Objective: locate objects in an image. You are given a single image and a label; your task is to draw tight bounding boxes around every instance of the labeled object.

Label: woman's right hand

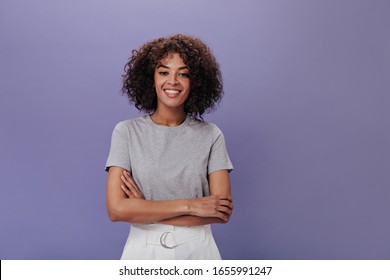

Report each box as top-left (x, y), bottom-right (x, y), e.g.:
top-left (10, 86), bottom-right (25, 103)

top-left (120, 170), bottom-right (145, 199)
top-left (189, 195), bottom-right (233, 222)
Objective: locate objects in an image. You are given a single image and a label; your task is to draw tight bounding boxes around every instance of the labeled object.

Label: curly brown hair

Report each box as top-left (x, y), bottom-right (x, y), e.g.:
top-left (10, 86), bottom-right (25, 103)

top-left (122, 34), bottom-right (223, 119)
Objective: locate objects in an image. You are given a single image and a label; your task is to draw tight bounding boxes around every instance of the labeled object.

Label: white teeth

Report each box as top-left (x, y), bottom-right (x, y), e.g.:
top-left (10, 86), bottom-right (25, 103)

top-left (164, 89), bottom-right (180, 94)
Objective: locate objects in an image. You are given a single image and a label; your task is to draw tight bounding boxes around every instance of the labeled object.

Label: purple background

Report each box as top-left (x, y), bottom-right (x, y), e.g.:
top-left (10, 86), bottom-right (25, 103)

top-left (1, 0), bottom-right (389, 260)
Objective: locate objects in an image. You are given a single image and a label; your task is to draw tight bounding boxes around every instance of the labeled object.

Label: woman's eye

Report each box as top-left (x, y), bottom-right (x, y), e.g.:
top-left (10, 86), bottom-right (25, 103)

top-left (159, 71), bottom-right (169, 76)
top-left (179, 73), bottom-right (190, 78)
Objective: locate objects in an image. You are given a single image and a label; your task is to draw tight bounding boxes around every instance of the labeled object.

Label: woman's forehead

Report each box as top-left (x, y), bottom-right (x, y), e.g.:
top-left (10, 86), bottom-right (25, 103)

top-left (158, 52), bottom-right (187, 67)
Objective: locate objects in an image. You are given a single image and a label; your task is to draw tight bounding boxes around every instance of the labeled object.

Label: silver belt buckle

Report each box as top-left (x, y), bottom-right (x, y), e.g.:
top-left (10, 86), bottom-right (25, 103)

top-left (160, 232), bottom-right (178, 249)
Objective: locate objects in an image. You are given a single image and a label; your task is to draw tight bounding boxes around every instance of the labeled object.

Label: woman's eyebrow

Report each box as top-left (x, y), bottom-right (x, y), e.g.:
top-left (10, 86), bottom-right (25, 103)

top-left (157, 64), bottom-right (189, 70)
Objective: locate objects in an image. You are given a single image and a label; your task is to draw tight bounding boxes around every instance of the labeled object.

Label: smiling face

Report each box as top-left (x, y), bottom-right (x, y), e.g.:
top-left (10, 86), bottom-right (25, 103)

top-left (154, 52), bottom-right (191, 112)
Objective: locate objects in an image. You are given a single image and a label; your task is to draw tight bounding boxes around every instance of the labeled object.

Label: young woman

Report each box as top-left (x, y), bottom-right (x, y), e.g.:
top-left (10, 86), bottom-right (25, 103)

top-left (105, 34), bottom-right (233, 259)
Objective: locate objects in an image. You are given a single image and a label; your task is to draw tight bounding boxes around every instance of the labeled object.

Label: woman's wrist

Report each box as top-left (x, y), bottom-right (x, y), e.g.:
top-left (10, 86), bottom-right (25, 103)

top-left (183, 199), bottom-right (195, 216)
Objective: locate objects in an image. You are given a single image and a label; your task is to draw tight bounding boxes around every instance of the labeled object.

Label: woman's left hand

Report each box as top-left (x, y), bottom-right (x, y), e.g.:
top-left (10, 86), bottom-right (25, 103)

top-left (120, 171), bottom-right (145, 199)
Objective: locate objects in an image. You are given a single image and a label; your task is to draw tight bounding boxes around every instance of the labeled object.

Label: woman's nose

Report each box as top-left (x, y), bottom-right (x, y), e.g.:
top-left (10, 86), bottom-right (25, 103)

top-left (168, 74), bottom-right (179, 85)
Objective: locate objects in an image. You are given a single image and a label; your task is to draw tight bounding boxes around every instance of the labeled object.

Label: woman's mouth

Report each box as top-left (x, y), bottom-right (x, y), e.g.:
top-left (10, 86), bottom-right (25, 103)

top-left (164, 89), bottom-right (182, 98)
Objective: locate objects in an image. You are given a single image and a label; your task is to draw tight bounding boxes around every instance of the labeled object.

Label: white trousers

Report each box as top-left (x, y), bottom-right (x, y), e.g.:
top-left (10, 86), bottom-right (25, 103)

top-left (120, 224), bottom-right (222, 260)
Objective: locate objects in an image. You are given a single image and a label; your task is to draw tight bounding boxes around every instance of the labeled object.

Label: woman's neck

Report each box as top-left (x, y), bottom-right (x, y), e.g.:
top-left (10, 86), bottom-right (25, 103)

top-left (150, 108), bottom-right (186, 127)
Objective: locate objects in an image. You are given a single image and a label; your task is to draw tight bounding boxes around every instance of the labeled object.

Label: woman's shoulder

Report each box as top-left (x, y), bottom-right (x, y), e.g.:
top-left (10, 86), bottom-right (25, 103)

top-left (187, 116), bottom-right (223, 136)
top-left (113, 115), bottom-right (149, 131)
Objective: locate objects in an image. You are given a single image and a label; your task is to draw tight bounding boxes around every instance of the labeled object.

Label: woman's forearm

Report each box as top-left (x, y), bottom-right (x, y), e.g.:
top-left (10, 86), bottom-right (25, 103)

top-left (108, 167), bottom-right (192, 223)
top-left (107, 167), bottom-right (232, 224)
top-left (109, 198), bottom-right (191, 224)
top-left (157, 170), bottom-right (233, 226)
top-left (111, 196), bottom-right (231, 224)
top-left (159, 215), bottom-right (227, 226)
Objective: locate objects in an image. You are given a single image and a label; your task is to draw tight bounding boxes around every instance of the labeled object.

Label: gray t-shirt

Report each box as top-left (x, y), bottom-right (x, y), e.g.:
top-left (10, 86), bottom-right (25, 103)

top-left (105, 115), bottom-right (233, 201)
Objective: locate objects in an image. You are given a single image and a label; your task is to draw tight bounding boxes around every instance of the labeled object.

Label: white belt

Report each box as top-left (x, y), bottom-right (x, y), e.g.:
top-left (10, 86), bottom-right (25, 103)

top-left (130, 224), bottom-right (208, 249)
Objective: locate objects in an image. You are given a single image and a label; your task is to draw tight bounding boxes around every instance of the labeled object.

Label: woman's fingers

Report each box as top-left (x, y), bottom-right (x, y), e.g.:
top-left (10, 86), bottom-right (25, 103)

top-left (120, 174), bottom-right (134, 189)
top-left (121, 184), bottom-right (135, 198)
top-left (217, 205), bottom-right (233, 216)
top-left (211, 197), bottom-right (233, 221)
top-left (215, 210), bottom-right (230, 222)
top-left (219, 198), bottom-right (233, 211)
top-left (121, 171), bottom-right (145, 199)
top-left (124, 171), bottom-right (138, 185)
top-left (124, 174), bottom-right (144, 199)
top-left (192, 195), bottom-right (233, 221)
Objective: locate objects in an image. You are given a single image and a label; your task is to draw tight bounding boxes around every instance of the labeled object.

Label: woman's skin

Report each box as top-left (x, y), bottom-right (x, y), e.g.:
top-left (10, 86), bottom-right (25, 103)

top-left (151, 52), bottom-right (191, 127)
top-left (106, 52), bottom-right (233, 226)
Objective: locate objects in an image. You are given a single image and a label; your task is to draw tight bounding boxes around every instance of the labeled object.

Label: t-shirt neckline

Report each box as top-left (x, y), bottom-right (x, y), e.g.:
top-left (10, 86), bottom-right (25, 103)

top-left (145, 114), bottom-right (190, 130)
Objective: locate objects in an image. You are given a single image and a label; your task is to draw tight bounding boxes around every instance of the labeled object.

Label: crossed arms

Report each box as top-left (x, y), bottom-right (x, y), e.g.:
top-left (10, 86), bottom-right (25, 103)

top-left (106, 166), bottom-right (233, 226)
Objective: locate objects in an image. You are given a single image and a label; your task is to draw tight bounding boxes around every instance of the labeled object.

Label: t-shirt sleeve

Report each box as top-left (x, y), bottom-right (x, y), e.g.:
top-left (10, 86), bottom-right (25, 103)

top-left (105, 123), bottom-right (131, 172)
top-left (208, 129), bottom-right (234, 174)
